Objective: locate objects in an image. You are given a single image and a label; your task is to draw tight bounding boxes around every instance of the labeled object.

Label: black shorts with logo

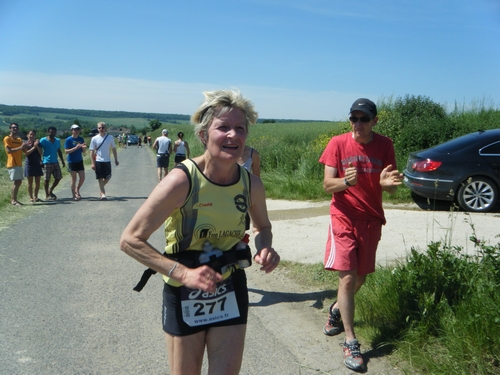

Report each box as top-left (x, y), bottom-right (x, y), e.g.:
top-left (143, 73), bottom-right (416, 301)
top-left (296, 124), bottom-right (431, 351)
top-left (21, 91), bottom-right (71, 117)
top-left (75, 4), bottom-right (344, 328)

top-left (162, 268), bottom-right (248, 336)
top-left (157, 154), bottom-right (170, 168)
top-left (95, 161), bottom-right (112, 180)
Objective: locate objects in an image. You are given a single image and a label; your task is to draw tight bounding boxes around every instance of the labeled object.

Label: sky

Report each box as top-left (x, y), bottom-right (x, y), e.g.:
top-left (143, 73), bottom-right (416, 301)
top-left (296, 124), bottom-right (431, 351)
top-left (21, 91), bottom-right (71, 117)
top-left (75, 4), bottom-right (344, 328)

top-left (1, 0), bottom-right (499, 121)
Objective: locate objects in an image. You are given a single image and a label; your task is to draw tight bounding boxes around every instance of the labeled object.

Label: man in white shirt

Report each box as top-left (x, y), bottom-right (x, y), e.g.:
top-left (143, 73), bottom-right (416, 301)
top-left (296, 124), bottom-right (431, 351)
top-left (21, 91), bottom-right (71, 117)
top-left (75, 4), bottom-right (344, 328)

top-left (152, 129), bottom-right (172, 182)
top-left (89, 122), bottom-right (119, 200)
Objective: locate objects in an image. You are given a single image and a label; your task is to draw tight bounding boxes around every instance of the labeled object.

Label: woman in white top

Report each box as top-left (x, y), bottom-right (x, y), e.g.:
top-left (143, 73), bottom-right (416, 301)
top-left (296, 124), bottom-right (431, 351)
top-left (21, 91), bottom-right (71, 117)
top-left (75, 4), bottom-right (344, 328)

top-left (174, 132), bottom-right (191, 164)
top-left (237, 145), bottom-right (261, 177)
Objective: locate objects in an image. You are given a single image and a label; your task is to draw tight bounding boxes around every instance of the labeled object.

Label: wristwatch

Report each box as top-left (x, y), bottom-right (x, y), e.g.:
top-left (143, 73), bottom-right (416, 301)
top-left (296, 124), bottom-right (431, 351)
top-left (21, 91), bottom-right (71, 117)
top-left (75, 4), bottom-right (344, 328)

top-left (344, 177), bottom-right (352, 187)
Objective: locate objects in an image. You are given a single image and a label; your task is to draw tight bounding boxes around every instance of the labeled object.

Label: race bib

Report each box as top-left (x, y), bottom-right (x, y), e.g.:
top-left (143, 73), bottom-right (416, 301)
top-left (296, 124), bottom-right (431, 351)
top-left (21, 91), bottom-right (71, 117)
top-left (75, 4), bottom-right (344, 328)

top-left (180, 277), bottom-right (240, 327)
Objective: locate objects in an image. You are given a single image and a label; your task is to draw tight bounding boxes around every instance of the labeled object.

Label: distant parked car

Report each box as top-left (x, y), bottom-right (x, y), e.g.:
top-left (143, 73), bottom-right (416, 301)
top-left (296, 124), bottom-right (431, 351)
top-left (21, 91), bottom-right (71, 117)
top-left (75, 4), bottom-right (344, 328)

top-left (88, 128), bottom-right (98, 137)
top-left (127, 134), bottom-right (139, 145)
top-left (403, 129), bottom-right (500, 212)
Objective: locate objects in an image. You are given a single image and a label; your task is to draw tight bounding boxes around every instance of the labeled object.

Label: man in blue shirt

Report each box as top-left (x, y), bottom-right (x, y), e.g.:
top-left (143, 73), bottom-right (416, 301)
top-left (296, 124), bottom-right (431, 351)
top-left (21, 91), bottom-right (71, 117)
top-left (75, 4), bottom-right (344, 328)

top-left (39, 126), bottom-right (65, 200)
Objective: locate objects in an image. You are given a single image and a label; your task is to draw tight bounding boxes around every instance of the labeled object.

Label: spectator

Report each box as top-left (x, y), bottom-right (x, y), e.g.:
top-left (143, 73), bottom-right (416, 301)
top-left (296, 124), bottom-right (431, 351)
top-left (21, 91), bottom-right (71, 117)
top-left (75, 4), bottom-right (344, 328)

top-left (89, 122), bottom-right (119, 200)
top-left (3, 123), bottom-right (27, 205)
top-left (64, 124), bottom-right (87, 201)
top-left (39, 126), bottom-right (65, 201)
top-left (24, 129), bottom-right (43, 203)
top-left (319, 98), bottom-right (403, 372)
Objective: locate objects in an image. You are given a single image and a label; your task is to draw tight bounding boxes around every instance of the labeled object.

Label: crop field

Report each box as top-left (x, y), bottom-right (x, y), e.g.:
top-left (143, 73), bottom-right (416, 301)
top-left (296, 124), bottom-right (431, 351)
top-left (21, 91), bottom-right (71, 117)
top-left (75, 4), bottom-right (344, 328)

top-left (1, 113), bottom-right (189, 129)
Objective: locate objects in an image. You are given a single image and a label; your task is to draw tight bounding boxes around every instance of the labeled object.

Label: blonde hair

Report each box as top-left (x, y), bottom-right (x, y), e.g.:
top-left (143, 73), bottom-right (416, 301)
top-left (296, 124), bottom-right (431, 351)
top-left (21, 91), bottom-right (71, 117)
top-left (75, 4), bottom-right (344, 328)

top-left (191, 89), bottom-right (258, 142)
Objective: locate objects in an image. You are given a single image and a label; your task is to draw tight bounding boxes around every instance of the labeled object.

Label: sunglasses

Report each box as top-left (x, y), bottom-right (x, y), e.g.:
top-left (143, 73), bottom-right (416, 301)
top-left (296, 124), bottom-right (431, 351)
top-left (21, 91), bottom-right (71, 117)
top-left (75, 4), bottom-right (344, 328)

top-left (98, 127), bottom-right (105, 129)
top-left (349, 116), bottom-right (371, 123)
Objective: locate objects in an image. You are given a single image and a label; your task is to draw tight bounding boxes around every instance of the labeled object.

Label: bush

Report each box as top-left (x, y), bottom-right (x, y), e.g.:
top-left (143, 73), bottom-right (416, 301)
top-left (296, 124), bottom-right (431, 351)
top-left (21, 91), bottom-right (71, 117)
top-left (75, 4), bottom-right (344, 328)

top-left (356, 232), bottom-right (500, 374)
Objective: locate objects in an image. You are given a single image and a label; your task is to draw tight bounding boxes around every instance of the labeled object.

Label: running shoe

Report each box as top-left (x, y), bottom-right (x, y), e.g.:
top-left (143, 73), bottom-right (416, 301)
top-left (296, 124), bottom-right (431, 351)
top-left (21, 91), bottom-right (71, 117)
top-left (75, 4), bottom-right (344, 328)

top-left (323, 302), bottom-right (343, 336)
top-left (341, 339), bottom-right (365, 372)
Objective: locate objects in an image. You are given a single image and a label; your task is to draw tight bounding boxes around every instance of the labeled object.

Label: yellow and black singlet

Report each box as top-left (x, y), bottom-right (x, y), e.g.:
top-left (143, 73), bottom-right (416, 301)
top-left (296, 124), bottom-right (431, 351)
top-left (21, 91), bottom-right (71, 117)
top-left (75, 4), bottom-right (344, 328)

top-left (163, 159), bottom-right (251, 285)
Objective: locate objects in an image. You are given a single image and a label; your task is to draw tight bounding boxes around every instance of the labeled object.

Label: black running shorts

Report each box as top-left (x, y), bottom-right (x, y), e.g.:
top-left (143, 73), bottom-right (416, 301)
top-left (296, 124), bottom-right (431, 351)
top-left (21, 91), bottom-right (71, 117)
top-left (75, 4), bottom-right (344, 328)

top-left (162, 268), bottom-right (248, 336)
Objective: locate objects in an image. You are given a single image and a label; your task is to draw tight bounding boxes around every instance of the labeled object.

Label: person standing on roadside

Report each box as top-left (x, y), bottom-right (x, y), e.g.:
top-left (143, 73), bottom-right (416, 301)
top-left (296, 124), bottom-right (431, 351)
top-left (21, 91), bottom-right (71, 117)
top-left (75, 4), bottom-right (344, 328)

top-left (64, 124), bottom-right (87, 201)
top-left (120, 89), bottom-right (280, 375)
top-left (319, 98), bottom-right (403, 372)
top-left (40, 126), bottom-right (65, 201)
top-left (3, 123), bottom-right (27, 206)
top-left (24, 129), bottom-right (43, 203)
top-left (89, 122), bottom-right (119, 200)
top-left (173, 131), bottom-right (190, 164)
top-left (152, 129), bottom-right (172, 181)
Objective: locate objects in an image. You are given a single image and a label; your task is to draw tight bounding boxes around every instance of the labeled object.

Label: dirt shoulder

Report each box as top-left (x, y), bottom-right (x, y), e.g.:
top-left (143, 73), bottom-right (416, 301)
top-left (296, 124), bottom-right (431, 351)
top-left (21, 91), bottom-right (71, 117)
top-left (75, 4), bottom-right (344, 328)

top-left (260, 199), bottom-right (500, 266)
top-left (246, 263), bottom-right (402, 374)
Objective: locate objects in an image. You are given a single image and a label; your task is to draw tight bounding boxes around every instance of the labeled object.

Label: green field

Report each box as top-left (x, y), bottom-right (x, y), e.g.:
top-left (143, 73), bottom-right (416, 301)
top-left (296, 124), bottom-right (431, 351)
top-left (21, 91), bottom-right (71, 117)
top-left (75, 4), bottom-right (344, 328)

top-left (0, 115), bottom-right (188, 132)
top-left (7, 111), bottom-right (155, 127)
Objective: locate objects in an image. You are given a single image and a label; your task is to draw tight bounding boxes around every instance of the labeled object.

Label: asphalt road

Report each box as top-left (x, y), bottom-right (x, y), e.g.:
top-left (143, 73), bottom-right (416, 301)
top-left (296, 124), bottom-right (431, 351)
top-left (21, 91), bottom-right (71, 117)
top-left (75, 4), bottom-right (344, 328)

top-left (3, 146), bottom-right (404, 375)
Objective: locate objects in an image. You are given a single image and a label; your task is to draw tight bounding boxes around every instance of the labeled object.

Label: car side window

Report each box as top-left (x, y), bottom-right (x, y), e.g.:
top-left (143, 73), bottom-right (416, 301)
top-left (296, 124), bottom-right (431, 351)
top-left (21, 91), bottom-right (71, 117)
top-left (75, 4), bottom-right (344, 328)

top-left (480, 142), bottom-right (500, 156)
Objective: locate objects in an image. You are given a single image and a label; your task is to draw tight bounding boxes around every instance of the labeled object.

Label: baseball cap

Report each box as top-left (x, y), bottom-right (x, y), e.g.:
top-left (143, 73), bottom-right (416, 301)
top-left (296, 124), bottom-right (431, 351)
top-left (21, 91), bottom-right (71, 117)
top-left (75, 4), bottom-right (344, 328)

top-left (162, 129), bottom-right (168, 134)
top-left (70, 124), bottom-right (80, 130)
top-left (350, 98), bottom-right (377, 117)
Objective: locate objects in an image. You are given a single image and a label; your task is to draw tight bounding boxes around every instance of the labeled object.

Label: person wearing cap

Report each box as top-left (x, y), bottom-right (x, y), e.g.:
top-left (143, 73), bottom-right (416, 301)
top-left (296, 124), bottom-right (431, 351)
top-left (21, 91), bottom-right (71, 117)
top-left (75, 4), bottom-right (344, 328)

top-left (319, 98), bottom-right (403, 372)
top-left (64, 124), bottom-right (87, 201)
top-left (173, 131), bottom-right (190, 164)
top-left (152, 129), bottom-right (172, 181)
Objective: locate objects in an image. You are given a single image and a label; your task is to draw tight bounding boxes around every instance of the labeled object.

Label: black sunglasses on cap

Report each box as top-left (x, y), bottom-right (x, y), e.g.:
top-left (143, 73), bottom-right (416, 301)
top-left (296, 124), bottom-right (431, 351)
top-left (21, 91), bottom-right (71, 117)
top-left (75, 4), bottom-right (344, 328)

top-left (349, 116), bottom-right (372, 123)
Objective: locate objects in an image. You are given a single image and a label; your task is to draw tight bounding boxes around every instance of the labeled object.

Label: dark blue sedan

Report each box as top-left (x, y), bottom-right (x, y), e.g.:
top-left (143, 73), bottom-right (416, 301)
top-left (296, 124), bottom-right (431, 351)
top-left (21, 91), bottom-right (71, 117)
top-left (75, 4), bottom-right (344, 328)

top-left (403, 129), bottom-right (500, 212)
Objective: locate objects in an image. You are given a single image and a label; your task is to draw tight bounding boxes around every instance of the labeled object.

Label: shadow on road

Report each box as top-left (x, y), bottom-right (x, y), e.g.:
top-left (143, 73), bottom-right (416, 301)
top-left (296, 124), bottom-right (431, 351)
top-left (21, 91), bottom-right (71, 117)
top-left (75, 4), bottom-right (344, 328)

top-left (77, 196), bottom-right (150, 202)
top-left (248, 287), bottom-right (337, 310)
top-left (362, 344), bottom-right (397, 371)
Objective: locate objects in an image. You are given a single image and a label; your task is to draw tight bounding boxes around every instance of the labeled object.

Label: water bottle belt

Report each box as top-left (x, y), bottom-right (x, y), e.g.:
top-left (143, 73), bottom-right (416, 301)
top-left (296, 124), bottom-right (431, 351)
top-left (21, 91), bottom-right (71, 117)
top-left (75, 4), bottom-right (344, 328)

top-left (132, 247), bottom-right (252, 292)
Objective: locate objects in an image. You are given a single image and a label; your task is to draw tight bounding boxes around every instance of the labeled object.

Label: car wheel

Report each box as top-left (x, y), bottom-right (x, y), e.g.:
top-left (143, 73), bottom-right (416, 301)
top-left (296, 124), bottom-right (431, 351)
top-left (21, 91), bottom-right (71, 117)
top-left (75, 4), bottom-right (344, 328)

top-left (457, 177), bottom-right (498, 212)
